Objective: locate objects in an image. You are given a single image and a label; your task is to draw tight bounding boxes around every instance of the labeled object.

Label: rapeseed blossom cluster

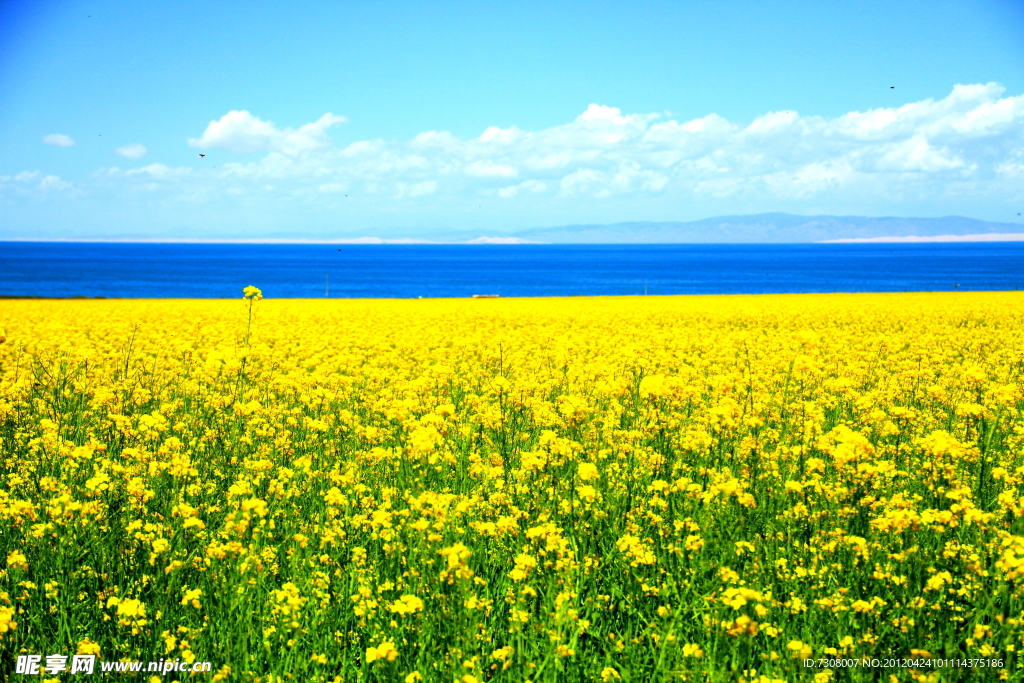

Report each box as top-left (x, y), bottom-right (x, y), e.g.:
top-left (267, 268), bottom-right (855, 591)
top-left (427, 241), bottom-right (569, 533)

top-left (0, 291), bottom-right (1022, 680)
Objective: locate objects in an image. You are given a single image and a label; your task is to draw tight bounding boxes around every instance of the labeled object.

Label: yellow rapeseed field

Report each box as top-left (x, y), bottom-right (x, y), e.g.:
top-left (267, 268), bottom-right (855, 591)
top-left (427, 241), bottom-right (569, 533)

top-left (1, 290), bottom-right (1023, 682)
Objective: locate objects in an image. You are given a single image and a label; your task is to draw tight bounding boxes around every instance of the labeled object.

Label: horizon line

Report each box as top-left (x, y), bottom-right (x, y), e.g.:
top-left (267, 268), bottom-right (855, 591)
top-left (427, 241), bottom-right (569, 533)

top-left (4, 233), bottom-right (1024, 245)
top-left (0, 236), bottom-right (541, 245)
top-left (821, 233), bottom-right (1024, 243)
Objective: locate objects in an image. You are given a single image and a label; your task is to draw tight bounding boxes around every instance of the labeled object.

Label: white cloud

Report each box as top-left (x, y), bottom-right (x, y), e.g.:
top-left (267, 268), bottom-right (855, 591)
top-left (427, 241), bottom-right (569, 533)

top-left (39, 175), bottom-right (72, 191)
top-left (410, 131), bottom-right (462, 151)
top-left (559, 168), bottom-right (605, 195)
top-left (125, 164), bottom-right (193, 180)
top-left (115, 144), bottom-right (147, 160)
top-left (522, 152), bottom-right (573, 171)
top-left (996, 161), bottom-right (1024, 176)
top-left (497, 179), bottom-right (547, 198)
top-left (188, 110), bottom-right (346, 156)
top-left (169, 85), bottom-right (1020, 208)
top-left (465, 160), bottom-right (518, 178)
top-left (0, 170), bottom-right (74, 195)
top-left (478, 126), bottom-right (523, 145)
top-left (159, 87), bottom-right (1016, 215)
top-left (744, 110), bottom-right (803, 135)
top-left (13, 83), bottom-right (1022, 232)
top-left (763, 160), bottom-right (856, 199)
top-left (42, 133), bottom-right (74, 147)
top-left (874, 136), bottom-right (965, 173)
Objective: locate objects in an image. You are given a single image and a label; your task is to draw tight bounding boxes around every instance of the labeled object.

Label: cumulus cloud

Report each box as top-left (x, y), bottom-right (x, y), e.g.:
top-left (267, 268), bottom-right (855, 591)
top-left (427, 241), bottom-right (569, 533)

top-left (39, 175), bottom-right (72, 191)
top-left (21, 83), bottom-right (1020, 224)
top-left (42, 134), bottom-right (74, 147)
top-left (996, 161), bottom-right (1024, 176)
top-left (125, 163), bottom-right (192, 180)
top-left (0, 170), bottom-right (73, 195)
top-left (497, 180), bottom-right (547, 198)
top-left (188, 110), bottom-right (346, 156)
top-left (465, 160), bottom-right (518, 178)
top-left (180, 84), bottom-right (1021, 208)
top-left (115, 144), bottom-right (147, 160)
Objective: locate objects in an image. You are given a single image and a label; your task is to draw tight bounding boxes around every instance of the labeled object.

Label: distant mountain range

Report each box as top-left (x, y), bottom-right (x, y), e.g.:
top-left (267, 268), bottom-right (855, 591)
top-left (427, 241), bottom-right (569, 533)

top-left (503, 213), bottom-right (1024, 244)
top-left (14, 213), bottom-right (1023, 244)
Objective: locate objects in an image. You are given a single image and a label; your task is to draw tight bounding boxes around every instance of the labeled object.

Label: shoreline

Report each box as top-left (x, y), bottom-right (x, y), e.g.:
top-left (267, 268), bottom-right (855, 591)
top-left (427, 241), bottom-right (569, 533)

top-left (1, 290), bottom-right (1021, 301)
top-left (0, 295), bottom-right (114, 300)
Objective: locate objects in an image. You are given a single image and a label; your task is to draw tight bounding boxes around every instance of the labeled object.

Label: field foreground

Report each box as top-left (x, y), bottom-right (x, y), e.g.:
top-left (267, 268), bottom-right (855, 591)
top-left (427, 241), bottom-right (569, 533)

top-left (1, 292), bottom-right (1023, 682)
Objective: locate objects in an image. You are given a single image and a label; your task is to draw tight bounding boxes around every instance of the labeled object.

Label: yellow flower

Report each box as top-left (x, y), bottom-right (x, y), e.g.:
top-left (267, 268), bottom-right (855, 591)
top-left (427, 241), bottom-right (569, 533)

top-left (76, 638), bottom-right (101, 655)
top-left (324, 487), bottom-right (347, 506)
top-left (5, 550), bottom-right (27, 571)
top-left (682, 643), bottom-right (704, 657)
top-left (388, 594), bottom-right (425, 615)
top-left (366, 640), bottom-right (399, 664)
top-left (8, 287), bottom-right (1024, 682)
top-left (241, 497), bottom-right (269, 517)
top-left (438, 543), bottom-right (472, 569)
top-left (116, 598), bottom-right (146, 618)
top-left (180, 587), bottom-right (203, 608)
top-left (787, 640), bottom-right (812, 659)
top-left (577, 462), bottom-right (599, 481)
top-left (491, 646), bottom-right (513, 661)
top-left (851, 600), bottom-right (873, 613)
top-left (509, 553), bottom-right (537, 581)
top-left (271, 583), bottom-right (308, 617)
top-left (638, 374), bottom-right (667, 397)
top-left (0, 605), bottom-right (17, 636)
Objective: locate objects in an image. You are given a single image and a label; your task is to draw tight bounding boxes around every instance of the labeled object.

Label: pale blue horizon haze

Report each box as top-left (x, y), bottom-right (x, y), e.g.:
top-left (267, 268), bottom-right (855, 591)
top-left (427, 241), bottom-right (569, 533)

top-left (1, 0), bottom-right (1023, 241)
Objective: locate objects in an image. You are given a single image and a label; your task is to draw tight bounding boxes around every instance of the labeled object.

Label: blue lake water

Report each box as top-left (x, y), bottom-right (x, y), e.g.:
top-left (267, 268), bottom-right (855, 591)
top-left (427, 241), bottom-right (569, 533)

top-left (1, 242), bottom-right (1022, 299)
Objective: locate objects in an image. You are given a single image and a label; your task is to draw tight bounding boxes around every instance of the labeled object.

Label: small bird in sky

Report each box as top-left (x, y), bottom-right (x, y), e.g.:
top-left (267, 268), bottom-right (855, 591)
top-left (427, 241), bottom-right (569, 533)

top-left (890, 86), bottom-right (894, 89)
top-left (198, 154), bottom-right (205, 158)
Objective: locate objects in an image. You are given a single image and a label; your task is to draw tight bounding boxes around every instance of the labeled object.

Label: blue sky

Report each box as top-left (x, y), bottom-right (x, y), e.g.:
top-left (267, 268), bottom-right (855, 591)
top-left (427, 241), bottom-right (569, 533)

top-left (1, 0), bottom-right (1022, 240)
